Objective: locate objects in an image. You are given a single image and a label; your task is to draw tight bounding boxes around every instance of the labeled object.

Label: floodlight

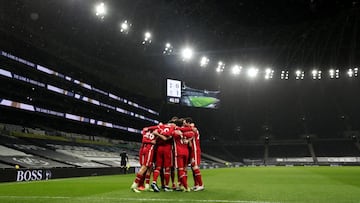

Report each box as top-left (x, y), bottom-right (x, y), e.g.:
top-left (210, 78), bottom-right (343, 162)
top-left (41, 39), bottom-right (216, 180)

top-left (347, 68), bottom-right (359, 78)
top-left (281, 70), bottom-right (289, 80)
top-left (142, 32), bottom-right (152, 45)
top-left (329, 69), bottom-right (339, 79)
top-left (264, 68), bottom-right (274, 79)
top-left (312, 69), bottom-right (321, 80)
top-left (200, 56), bottom-right (210, 67)
top-left (295, 70), bottom-right (304, 80)
top-left (181, 47), bottom-right (193, 61)
top-left (247, 67), bottom-right (258, 78)
top-left (120, 20), bottom-right (131, 34)
top-left (216, 61), bottom-right (225, 73)
top-left (231, 65), bottom-right (242, 75)
top-left (163, 43), bottom-right (173, 55)
top-left (95, 2), bottom-right (106, 19)
top-left (347, 68), bottom-right (354, 77)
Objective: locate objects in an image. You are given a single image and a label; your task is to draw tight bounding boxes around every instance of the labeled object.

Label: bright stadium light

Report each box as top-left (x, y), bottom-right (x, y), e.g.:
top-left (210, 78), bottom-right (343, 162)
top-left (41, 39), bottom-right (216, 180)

top-left (95, 2), bottom-right (106, 19)
top-left (347, 68), bottom-right (354, 77)
top-left (312, 69), bottom-right (321, 80)
top-left (329, 69), bottom-right (335, 79)
top-left (120, 20), bottom-right (131, 34)
top-left (355, 68), bottom-right (358, 77)
top-left (231, 65), bottom-right (242, 75)
top-left (142, 32), bottom-right (152, 45)
top-left (181, 47), bottom-right (193, 61)
top-left (247, 67), bottom-right (258, 78)
top-left (281, 70), bottom-right (289, 80)
top-left (163, 43), bottom-right (173, 55)
top-left (295, 70), bottom-right (304, 80)
top-left (329, 69), bottom-right (339, 79)
top-left (265, 68), bottom-right (274, 79)
top-left (216, 61), bottom-right (225, 73)
top-left (200, 56), bottom-right (210, 67)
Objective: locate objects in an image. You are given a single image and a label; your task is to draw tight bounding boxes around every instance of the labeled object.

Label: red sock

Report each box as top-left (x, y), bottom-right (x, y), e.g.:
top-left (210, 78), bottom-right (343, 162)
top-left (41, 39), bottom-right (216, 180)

top-left (138, 174), bottom-right (145, 187)
top-left (152, 167), bottom-right (161, 183)
top-left (192, 169), bottom-right (197, 186)
top-left (164, 167), bottom-right (171, 186)
top-left (178, 169), bottom-right (188, 189)
top-left (171, 167), bottom-right (175, 187)
top-left (194, 168), bottom-right (203, 186)
top-left (135, 173), bottom-right (143, 184)
top-left (145, 174), bottom-right (151, 184)
top-left (160, 169), bottom-right (164, 187)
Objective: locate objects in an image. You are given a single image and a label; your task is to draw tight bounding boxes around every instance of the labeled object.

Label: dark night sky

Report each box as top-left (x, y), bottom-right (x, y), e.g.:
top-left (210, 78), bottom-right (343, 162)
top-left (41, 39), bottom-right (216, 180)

top-left (1, 0), bottom-right (360, 141)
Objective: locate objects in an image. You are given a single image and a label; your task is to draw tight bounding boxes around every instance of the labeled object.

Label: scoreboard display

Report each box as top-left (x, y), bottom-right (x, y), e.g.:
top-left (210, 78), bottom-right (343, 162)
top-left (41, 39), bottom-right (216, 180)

top-left (166, 78), bottom-right (220, 109)
top-left (166, 78), bottom-right (181, 104)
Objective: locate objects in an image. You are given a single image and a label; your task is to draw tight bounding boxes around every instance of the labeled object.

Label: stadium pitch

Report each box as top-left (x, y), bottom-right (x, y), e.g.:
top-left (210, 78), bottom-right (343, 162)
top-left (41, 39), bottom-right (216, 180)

top-left (0, 166), bottom-right (359, 203)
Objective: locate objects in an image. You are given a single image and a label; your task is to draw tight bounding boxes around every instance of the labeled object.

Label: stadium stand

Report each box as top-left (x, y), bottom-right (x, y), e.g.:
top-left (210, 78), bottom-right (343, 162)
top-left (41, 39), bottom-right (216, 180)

top-left (0, 145), bottom-right (30, 157)
top-left (47, 143), bottom-right (124, 167)
top-left (0, 162), bottom-right (12, 168)
top-left (312, 139), bottom-right (360, 157)
top-left (8, 143), bottom-right (107, 168)
top-left (268, 143), bottom-right (310, 158)
top-left (204, 143), bottom-right (265, 162)
top-left (202, 138), bottom-right (360, 166)
top-left (1, 121), bottom-right (360, 173)
top-left (0, 124), bottom-right (141, 168)
top-left (0, 142), bottom-right (72, 169)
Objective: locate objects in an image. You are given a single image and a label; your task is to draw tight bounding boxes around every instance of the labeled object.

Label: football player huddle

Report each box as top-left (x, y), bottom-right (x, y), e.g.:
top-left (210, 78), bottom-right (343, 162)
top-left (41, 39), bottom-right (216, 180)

top-left (130, 117), bottom-right (204, 192)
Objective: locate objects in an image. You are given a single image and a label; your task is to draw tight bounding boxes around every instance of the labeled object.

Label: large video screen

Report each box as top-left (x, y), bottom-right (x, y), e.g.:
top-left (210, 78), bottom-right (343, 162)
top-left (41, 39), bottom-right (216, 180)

top-left (166, 79), bottom-right (220, 109)
top-left (166, 79), bottom-right (182, 104)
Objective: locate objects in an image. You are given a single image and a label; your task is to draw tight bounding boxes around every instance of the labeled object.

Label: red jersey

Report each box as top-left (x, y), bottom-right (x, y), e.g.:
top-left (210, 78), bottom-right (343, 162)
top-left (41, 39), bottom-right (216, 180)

top-left (173, 128), bottom-right (194, 156)
top-left (141, 130), bottom-right (156, 144)
top-left (156, 124), bottom-right (175, 146)
top-left (139, 127), bottom-right (157, 167)
top-left (191, 128), bottom-right (201, 152)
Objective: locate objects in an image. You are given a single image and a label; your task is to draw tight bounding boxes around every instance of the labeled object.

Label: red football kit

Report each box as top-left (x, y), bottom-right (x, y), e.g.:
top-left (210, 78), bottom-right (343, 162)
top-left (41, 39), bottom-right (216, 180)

top-left (190, 128), bottom-right (201, 166)
top-left (152, 124), bottom-right (175, 187)
top-left (189, 127), bottom-right (203, 187)
top-left (139, 129), bottom-right (157, 167)
top-left (173, 127), bottom-right (194, 190)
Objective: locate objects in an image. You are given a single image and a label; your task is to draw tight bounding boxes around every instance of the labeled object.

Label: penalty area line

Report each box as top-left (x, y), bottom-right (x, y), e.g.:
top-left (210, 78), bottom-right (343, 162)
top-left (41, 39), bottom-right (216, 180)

top-left (0, 196), bottom-right (279, 203)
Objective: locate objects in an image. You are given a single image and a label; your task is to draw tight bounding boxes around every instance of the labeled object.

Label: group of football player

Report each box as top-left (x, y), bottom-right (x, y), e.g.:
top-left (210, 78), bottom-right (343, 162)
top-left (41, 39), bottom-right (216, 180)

top-left (130, 116), bottom-right (204, 192)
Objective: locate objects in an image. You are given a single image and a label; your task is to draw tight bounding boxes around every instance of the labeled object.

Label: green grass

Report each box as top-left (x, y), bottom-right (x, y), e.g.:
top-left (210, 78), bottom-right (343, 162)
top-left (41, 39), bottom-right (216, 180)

top-left (189, 96), bottom-right (218, 108)
top-left (0, 167), bottom-right (360, 203)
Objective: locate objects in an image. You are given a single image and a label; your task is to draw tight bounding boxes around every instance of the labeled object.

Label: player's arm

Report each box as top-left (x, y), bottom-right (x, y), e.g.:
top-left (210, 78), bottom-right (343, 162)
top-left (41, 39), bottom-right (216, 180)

top-left (176, 126), bottom-right (193, 132)
top-left (153, 129), bottom-right (172, 141)
top-left (143, 124), bottom-right (161, 132)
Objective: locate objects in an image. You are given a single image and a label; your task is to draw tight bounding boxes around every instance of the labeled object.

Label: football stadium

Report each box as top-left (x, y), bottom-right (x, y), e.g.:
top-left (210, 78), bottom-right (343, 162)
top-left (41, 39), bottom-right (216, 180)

top-left (1, 1), bottom-right (360, 202)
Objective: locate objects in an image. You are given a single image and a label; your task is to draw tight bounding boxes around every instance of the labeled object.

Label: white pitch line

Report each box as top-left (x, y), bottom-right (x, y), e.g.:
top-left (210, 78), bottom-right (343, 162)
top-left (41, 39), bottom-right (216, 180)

top-left (116, 198), bottom-right (279, 203)
top-left (0, 196), bottom-right (280, 203)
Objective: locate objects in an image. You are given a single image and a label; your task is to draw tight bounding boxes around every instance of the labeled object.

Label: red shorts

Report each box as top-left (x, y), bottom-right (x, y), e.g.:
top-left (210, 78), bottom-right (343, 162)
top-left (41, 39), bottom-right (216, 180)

top-left (155, 144), bottom-right (173, 168)
top-left (190, 149), bottom-right (201, 167)
top-left (175, 154), bottom-right (189, 169)
top-left (140, 144), bottom-right (155, 167)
